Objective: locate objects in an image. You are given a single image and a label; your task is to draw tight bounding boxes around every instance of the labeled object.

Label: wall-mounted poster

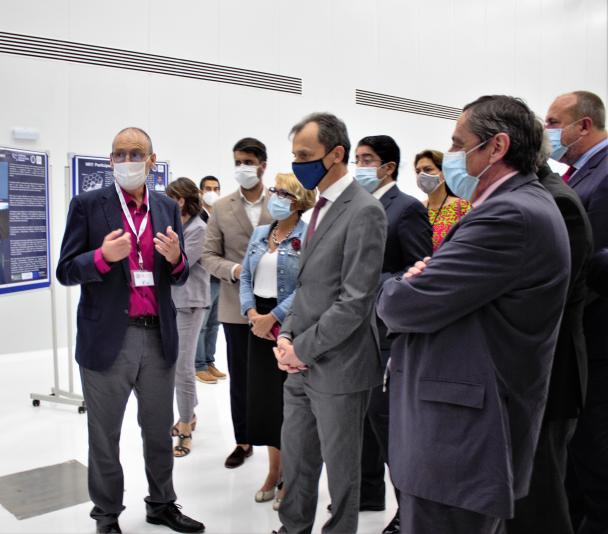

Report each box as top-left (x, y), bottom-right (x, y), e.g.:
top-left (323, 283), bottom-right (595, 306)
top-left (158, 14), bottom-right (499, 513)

top-left (71, 155), bottom-right (169, 196)
top-left (0, 146), bottom-right (50, 294)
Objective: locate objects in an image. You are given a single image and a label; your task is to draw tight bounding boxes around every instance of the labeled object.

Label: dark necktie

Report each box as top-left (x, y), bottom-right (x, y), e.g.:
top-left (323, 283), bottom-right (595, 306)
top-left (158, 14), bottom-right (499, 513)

top-left (562, 165), bottom-right (576, 183)
top-left (305, 196), bottom-right (328, 244)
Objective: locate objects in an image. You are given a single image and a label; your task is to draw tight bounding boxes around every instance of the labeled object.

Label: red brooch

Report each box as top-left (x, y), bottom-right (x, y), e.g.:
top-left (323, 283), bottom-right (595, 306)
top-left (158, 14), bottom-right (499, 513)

top-left (291, 238), bottom-right (301, 251)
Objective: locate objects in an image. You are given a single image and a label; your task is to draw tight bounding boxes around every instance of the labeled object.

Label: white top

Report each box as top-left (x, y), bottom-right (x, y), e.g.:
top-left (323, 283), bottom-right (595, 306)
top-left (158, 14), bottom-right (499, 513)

top-left (314, 172), bottom-right (353, 230)
top-left (373, 181), bottom-right (397, 199)
top-left (239, 189), bottom-right (265, 228)
top-left (253, 250), bottom-right (278, 298)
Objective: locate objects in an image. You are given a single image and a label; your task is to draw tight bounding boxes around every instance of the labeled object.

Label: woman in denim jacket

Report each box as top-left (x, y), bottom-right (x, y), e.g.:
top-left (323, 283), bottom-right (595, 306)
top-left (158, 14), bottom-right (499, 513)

top-left (239, 173), bottom-right (316, 509)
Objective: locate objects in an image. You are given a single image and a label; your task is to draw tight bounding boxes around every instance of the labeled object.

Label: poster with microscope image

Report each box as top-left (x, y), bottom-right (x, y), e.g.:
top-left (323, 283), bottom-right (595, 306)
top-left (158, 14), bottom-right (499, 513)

top-left (0, 146), bottom-right (50, 295)
top-left (71, 155), bottom-right (169, 197)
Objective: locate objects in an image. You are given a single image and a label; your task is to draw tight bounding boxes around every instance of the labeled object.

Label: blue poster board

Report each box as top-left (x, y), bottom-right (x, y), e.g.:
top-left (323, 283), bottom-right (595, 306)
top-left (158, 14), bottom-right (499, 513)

top-left (0, 146), bottom-right (51, 295)
top-left (71, 155), bottom-right (170, 197)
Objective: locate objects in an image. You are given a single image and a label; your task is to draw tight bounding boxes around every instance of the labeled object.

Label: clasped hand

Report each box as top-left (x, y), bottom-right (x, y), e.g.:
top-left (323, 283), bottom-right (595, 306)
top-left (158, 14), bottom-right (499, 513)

top-left (247, 310), bottom-right (276, 341)
top-left (273, 337), bottom-right (308, 374)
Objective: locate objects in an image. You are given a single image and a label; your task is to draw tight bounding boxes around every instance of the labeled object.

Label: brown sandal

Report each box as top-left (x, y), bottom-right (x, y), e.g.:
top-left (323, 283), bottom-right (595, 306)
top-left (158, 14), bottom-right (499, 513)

top-left (174, 434), bottom-right (192, 457)
top-left (171, 414), bottom-right (197, 437)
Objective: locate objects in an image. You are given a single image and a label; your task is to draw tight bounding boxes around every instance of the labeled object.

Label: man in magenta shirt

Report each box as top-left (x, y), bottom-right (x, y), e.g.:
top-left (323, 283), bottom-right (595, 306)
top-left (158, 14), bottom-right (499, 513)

top-left (57, 127), bottom-right (204, 534)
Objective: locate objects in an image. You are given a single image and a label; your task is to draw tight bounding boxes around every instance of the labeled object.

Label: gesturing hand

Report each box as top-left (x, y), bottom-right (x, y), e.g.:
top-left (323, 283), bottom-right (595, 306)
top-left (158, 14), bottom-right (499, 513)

top-left (404, 256), bottom-right (432, 279)
top-left (101, 229), bottom-right (132, 262)
top-left (154, 226), bottom-right (181, 265)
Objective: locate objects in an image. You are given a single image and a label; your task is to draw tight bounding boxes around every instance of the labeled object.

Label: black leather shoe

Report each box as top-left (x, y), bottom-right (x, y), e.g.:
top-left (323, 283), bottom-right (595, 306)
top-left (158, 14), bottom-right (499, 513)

top-left (224, 445), bottom-right (253, 468)
top-left (382, 511), bottom-right (400, 534)
top-left (97, 522), bottom-right (121, 534)
top-left (146, 503), bottom-right (205, 533)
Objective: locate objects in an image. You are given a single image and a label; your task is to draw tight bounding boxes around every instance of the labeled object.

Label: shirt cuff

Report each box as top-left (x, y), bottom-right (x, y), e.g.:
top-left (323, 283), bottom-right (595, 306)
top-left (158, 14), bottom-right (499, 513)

top-left (230, 263), bottom-right (239, 281)
top-left (94, 248), bottom-right (112, 274)
top-left (171, 254), bottom-right (185, 275)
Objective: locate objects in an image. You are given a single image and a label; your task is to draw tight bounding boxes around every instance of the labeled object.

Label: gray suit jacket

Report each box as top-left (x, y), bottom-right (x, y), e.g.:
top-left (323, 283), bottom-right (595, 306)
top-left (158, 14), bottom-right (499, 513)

top-left (281, 180), bottom-right (388, 394)
top-left (171, 215), bottom-right (210, 309)
top-left (201, 189), bottom-right (272, 324)
top-left (377, 173), bottom-right (571, 519)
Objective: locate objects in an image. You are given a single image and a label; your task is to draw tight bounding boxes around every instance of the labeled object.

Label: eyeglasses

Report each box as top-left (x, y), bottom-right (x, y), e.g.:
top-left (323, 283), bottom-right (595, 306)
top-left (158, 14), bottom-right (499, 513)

top-left (352, 156), bottom-right (382, 166)
top-left (269, 187), bottom-right (297, 200)
top-left (111, 150), bottom-right (150, 163)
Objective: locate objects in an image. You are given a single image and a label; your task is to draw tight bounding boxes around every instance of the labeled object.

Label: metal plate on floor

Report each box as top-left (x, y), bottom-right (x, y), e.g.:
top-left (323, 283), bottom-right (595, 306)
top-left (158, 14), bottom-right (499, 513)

top-left (0, 460), bottom-right (89, 519)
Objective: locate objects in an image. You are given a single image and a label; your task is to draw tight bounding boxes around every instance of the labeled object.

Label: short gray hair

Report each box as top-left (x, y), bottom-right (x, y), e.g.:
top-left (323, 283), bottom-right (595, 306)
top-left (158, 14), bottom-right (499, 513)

top-left (572, 91), bottom-right (606, 130)
top-left (114, 127), bottom-right (154, 153)
top-left (289, 112), bottom-right (351, 164)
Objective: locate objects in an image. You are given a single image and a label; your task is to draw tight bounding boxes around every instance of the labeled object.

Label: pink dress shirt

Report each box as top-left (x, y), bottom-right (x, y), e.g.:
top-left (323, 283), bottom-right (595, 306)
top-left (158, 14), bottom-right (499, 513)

top-left (93, 187), bottom-right (183, 317)
top-left (472, 171), bottom-right (518, 208)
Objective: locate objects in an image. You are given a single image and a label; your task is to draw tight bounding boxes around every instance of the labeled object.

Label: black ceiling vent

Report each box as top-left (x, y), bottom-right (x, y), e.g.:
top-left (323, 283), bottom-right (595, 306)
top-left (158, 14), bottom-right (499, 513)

top-left (0, 31), bottom-right (302, 95)
top-left (356, 89), bottom-right (461, 120)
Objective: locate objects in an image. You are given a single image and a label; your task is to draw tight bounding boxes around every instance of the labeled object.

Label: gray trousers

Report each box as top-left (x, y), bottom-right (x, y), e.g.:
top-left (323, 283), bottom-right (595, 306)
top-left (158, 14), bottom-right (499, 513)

top-left (175, 307), bottom-right (207, 424)
top-left (400, 494), bottom-right (505, 534)
top-left (80, 326), bottom-right (176, 524)
top-left (279, 373), bottom-right (370, 534)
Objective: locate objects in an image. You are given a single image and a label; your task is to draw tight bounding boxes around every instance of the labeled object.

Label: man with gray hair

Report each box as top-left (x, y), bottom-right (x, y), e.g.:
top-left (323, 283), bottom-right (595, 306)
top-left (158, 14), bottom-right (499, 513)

top-left (273, 112), bottom-right (387, 533)
top-left (378, 96), bottom-right (571, 533)
top-left (546, 91), bottom-right (608, 534)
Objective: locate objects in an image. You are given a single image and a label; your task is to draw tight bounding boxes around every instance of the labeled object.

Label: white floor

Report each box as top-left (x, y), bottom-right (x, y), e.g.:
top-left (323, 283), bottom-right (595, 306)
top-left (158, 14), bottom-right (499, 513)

top-left (0, 338), bottom-right (397, 534)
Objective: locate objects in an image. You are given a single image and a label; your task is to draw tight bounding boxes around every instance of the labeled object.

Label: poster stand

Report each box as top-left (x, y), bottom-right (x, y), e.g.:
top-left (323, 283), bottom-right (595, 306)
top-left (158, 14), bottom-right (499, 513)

top-left (30, 165), bottom-right (85, 413)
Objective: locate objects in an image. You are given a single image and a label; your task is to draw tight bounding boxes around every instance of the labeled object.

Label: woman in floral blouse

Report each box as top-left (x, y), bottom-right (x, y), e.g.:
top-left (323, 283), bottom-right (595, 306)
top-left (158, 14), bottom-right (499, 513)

top-left (414, 149), bottom-right (472, 251)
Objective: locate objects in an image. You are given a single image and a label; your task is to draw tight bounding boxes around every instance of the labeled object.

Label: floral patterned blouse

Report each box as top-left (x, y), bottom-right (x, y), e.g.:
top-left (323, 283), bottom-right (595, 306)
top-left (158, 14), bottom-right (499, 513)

top-left (428, 198), bottom-right (472, 251)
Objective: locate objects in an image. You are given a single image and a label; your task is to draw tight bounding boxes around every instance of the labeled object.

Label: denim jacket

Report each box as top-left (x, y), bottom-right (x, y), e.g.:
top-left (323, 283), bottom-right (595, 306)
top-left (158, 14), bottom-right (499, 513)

top-left (239, 218), bottom-right (306, 323)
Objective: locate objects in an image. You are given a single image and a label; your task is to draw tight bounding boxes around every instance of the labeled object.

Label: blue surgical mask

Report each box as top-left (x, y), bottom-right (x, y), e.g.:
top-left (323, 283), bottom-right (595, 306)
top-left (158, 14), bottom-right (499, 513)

top-left (546, 120), bottom-right (582, 161)
top-left (267, 193), bottom-right (293, 221)
top-left (355, 167), bottom-right (381, 193)
top-left (292, 147), bottom-right (337, 190)
top-left (443, 140), bottom-right (491, 201)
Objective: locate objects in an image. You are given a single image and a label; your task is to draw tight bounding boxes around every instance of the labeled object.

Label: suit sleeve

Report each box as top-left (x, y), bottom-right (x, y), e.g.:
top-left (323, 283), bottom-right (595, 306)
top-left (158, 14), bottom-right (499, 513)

top-left (293, 203), bottom-right (387, 364)
top-left (56, 196), bottom-right (104, 286)
top-left (239, 235), bottom-right (256, 317)
top-left (201, 211), bottom-right (239, 282)
top-left (377, 202), bottom-right (527, 334)
top-left (168, 201), bottom-right (189, 286)
top-left (554, 195), bottom-right (592, 302)
top-left (588, 247), bottom-right (608, 297)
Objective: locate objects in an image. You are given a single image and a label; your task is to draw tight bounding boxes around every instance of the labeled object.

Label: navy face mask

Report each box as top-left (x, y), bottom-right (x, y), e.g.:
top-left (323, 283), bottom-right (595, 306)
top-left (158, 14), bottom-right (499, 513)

top-left (291, 146), bottom-right (337, 190)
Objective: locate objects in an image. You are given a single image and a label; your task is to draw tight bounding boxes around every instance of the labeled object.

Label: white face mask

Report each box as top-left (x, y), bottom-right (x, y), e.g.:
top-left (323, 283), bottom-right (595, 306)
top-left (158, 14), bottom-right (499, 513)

top-left (113, 161), bottom-right (148, 191)
top-left (234, 165), bottom-right (259, 189)
top-left (202, 191), bottom-right (219, 206)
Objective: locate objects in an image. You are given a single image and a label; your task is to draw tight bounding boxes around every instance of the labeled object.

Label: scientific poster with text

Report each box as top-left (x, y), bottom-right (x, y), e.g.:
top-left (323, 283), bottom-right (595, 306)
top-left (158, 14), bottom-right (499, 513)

top-left (71, 155), bottom-right (169, 196)
top-left (0, 146), bottom-right (50, 295)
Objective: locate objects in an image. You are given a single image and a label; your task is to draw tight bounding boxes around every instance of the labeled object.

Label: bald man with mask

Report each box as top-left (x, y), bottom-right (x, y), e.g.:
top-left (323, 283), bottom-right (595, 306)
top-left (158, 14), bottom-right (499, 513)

top-left (57, 127), bottom-right (205, 534)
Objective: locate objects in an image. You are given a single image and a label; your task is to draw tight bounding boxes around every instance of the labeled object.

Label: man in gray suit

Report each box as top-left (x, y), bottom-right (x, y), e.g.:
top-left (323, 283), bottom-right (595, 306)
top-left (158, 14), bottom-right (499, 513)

top-left (377, 96), bottom-right (571, 533)
top-left (201, 138), bottom-right (272, 468)
top-left (274, 113), bottom-right (387, 534)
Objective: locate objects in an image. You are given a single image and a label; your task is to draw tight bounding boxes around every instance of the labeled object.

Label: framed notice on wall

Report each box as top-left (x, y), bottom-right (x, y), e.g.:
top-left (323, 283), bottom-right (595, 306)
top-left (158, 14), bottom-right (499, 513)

top-left (0, 146), bottom-right (50, 295)
top-left (71, 154), bottom-right (170, 197)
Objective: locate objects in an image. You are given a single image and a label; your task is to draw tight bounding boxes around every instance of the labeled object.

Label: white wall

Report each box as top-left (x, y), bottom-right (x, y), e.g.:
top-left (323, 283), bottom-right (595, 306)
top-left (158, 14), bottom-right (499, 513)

top-left (0, 0), bottom-right (606, 355)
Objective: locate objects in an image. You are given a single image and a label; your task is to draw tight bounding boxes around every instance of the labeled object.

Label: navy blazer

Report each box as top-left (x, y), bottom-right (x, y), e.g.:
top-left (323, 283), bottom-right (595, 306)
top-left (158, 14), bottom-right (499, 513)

top-left (377, 184), bottom-right (432, 351)
top-left (378, 173), bottom-right (570, 518)
top-left (569, 145), bottom-right (608, 360)
top-left (56, 185), bottom-right (188, 371)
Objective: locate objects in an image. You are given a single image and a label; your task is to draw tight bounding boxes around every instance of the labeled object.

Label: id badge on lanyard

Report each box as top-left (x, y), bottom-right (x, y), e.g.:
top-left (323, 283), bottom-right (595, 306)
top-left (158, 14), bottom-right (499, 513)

top-left (115, 183), bottom-right (155, 287)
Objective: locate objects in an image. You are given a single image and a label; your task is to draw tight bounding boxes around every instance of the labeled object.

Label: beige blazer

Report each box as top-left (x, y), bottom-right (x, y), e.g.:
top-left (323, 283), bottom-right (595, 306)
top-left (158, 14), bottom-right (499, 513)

top-left (201, 189), bottom-right (272, 323)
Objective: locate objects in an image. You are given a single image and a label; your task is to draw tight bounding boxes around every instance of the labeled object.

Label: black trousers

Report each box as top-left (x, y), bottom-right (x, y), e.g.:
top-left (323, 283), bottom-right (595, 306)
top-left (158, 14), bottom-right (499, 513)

top-left (360, 348), bottom-right (399, 508)
top-left (506, 418), bottom-right (577, 534)
top-left (567, 358), bottom-right (608, 534)
top-left (222, 322), bottom-right (250, 445)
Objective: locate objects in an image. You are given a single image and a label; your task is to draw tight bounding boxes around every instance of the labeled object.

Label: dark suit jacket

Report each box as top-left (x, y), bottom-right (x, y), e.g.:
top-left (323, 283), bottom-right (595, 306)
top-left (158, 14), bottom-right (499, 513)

top-left (377, 173), bottom-right (570, 519)
top-left (569, 144), bottom-right (608, 360)
top-left (377, 184), bottom-right (432, 351)
top-left (56, 185), bottom-right (188, 371)
top-left (538, 165), bottom-right (593, 419)
top-left (588, 247), bottom-right (608, 297)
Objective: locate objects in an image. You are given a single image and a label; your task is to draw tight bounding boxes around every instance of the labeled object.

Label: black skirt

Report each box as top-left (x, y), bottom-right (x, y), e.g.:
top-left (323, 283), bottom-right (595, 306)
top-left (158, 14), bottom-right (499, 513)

top-left (246, 295), bottom-right (286, 449)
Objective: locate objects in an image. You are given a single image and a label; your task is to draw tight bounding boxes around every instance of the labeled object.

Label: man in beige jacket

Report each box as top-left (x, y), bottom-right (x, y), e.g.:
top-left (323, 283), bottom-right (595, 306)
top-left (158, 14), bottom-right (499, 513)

top-left (202, 137), bottom-right (272, 468)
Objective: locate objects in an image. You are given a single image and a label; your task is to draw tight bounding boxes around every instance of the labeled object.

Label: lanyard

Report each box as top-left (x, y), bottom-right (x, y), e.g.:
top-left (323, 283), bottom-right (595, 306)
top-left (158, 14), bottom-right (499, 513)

top-left (430, 194), bottom-right (449, 227)
top-left (115, 183), bottom-right (150, 270)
